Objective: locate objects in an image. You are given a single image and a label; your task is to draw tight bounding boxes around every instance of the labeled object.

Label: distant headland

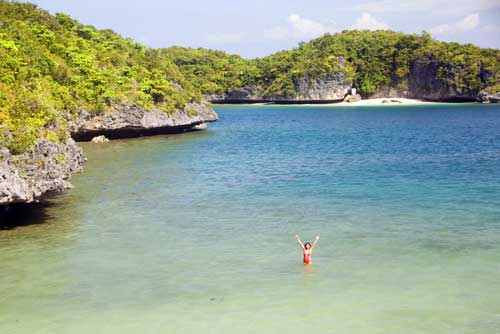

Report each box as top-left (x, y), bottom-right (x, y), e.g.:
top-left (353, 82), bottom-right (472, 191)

top-left (166, 32), bottom-right (500, 105)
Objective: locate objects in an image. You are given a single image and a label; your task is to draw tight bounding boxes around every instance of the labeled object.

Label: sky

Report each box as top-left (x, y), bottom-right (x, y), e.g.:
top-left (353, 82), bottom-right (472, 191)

top-left (26, 0), bottom-right (500, 58)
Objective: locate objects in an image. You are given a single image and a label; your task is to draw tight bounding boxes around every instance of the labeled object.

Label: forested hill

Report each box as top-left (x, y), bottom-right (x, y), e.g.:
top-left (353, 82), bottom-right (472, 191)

top-left (164, 31), bottom-right (500, 102)
top-left (0, 1), bottom-right (202, 154)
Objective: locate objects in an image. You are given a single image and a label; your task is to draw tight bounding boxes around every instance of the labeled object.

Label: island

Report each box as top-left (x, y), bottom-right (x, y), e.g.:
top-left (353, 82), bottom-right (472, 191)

top-left (164, 32), bottom-right (500, 104)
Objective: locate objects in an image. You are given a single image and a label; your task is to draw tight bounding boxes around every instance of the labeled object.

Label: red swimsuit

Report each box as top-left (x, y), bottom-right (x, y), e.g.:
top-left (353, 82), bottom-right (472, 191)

top-left (303, 250), bottom-right (312, 264)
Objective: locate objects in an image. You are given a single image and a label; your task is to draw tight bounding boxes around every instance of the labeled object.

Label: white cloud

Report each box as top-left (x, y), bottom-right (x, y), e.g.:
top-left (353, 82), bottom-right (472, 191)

top-left (429, 13), bottom-right (480, 35)
top-left (356, 0), bottom-right (500, 16)
top-left (204, 32), bottom-right (244, 44)
top-left (456, 13), bottom-right (480, 31)
top-left (265, 14), bottom-right (336, 40)
top-left (428, 24), bottom-right (453, 35)
top-left (350, 12), bottom-right (389, 30)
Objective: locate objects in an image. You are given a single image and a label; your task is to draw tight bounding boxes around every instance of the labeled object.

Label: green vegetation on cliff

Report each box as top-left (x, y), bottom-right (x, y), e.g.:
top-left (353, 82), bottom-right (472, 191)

top-left (165, 30), bottom-right (500, 99)
top-left (0, 1), bottom-right (200, 153)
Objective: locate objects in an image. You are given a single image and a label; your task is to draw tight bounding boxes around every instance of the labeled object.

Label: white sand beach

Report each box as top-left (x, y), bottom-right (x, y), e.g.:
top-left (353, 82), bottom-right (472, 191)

top-left (332, 98), bottom-right (440, 106)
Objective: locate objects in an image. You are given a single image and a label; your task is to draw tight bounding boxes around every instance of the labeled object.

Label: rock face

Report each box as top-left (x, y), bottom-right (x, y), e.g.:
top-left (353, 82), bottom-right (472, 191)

top-left (210, 76), bottom-right (350, 103)
top-left (0, 138), bottom-right (85, 204)
top-left (477, 90), bottom-right (500, 103)
top-left (210, 57), bottom-right (351, 104)
top-left (70, 102), bottom-right (218, 141)
top-left (210, 86), bottom-right (261, 102)
top-left (368, 58), bottom-right (497, 102)
top-left (294, 74), bottom-right (350, 101)
top-left (90, 135), bottom-right (110, 143)
top-left (405, 59), bottom-right (477, 101)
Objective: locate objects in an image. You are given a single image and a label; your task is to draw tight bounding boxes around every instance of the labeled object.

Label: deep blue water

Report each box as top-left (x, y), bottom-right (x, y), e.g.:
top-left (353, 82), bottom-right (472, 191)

top-left (1, 103), bottom-right (500, 334)
top-left (212, 104), bottom-right (500, 224)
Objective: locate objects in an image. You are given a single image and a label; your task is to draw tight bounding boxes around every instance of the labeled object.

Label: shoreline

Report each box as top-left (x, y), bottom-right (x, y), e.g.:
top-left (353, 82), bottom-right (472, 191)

top-left (212, 98), bottom-right (480, 107)
top-left (322, 98), bottom-right (443, 106)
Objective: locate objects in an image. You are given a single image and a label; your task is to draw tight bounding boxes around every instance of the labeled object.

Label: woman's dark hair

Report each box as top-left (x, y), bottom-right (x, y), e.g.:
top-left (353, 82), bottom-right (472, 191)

top-left (304, 242), bottom-right (311, 248)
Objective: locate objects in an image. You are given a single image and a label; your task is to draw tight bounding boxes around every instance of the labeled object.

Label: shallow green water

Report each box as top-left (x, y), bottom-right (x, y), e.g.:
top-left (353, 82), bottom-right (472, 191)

top-left (1, 104), bottom-right (500, 333)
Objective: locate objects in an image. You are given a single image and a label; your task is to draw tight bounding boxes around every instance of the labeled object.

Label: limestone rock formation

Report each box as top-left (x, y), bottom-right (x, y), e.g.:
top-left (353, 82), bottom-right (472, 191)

top-left (405, 59), bottom-right (476, 101)
top-left (477, 90), bottom-right (500, 103)
top-left (0, 138), bottom-right (85, 204)
top-left (294, 74), bottom-right (350, 101)
top-left (90, 135), bottom-right (110, 143)
top-left (344, 94), bottom-right (362, 103)
top-left (70, 102), bottom-right (218, 140)
top-left (208, 57), bottom-right (351, 103)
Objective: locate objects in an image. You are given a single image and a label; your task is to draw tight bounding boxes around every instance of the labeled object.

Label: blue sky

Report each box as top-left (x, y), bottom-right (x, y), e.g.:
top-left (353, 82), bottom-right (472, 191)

top-left (28, 0), bottom-right (500, 58)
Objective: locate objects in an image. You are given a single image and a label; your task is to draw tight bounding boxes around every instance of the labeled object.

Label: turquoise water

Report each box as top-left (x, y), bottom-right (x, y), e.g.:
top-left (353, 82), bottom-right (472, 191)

top-left (1, 104), bottom-right (500, 333)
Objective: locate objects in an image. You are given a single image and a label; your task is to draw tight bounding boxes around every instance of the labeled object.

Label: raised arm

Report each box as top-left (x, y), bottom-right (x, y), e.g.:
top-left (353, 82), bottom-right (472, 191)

top-left (311, 235), bottom-right (319, 249)
top-left (295, 234), bottom-right (305, 250)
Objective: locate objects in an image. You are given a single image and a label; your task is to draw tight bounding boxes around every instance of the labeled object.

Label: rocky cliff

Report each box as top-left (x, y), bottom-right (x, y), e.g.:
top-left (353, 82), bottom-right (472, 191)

top-left (404, 58), bottom-right (480, 101)
top-left (365, 57), bottom-right (500, 102)
top-left (294, 74), bottom-right (351, 101)
top-left (0, 138), bottom-right (85, 204)
top-left (70, 102), bottom-right (218, 140)
top-left (211, 64), bottom-right (498, 104)
top-left (477, 90), bottom-right (500, 103)
top-left (210, 75), bottom-right (351, 104)
top-left (1, 103), bottom-right (218, 205)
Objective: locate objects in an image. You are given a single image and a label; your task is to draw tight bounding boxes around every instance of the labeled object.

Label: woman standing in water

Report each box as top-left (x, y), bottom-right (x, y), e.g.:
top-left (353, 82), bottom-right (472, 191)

top-left (295, 234), bottom-right (319, 265)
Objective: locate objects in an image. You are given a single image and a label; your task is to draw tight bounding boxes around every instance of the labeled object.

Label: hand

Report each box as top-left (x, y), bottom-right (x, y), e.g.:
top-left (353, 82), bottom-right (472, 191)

top-left (315, 236), bottom-right (320, 240)
top-left (295, 234), bottom-right (299, 239)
